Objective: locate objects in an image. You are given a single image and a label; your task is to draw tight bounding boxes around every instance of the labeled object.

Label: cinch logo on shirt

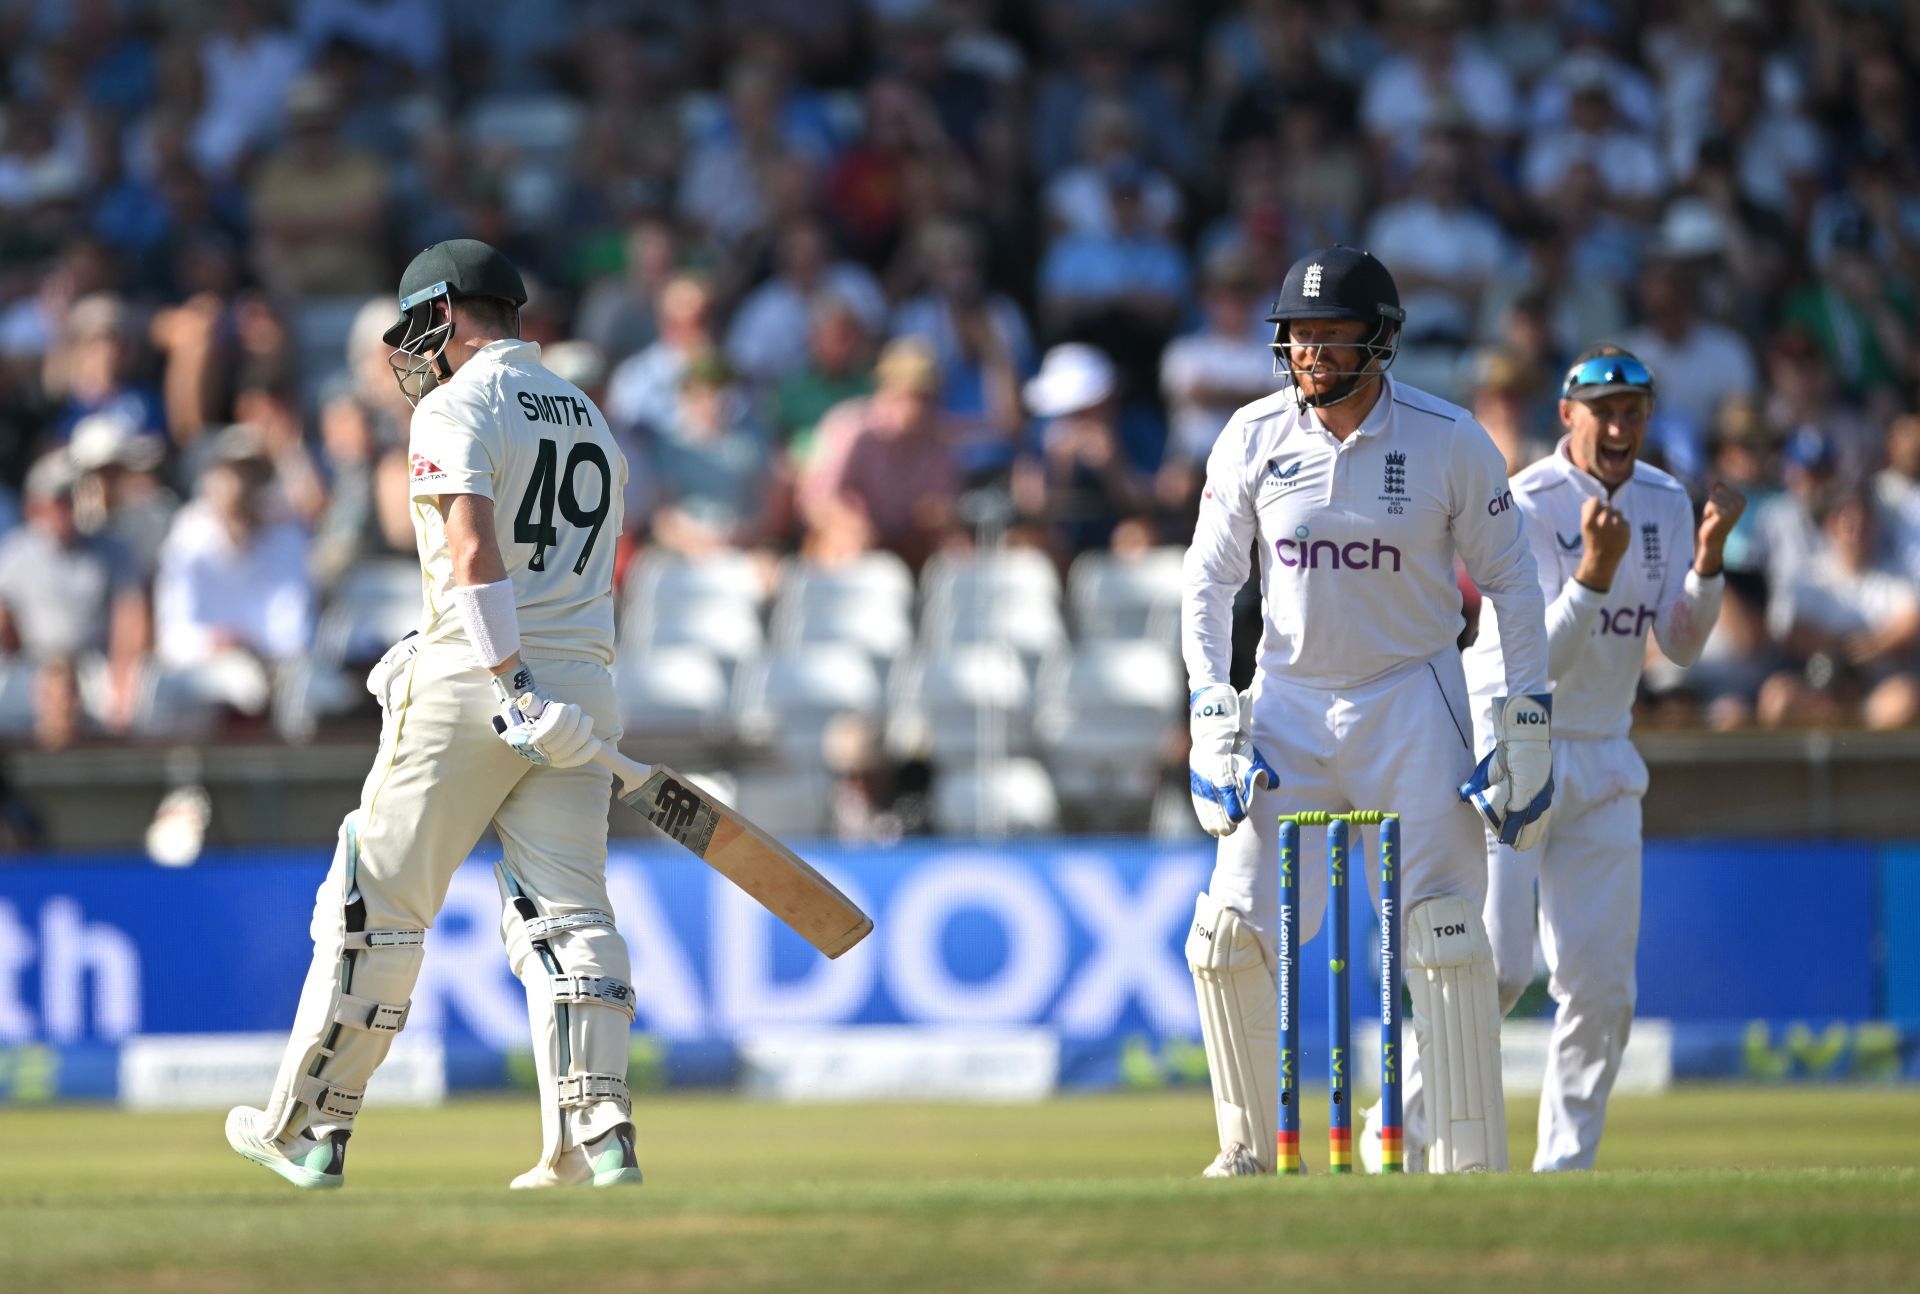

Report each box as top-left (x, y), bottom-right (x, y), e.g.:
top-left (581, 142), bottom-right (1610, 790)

top-left (1486, 489), bottom-right (1515, 516)
top-left (1275, 534), bottom-right (1403, 572)
top-left (1600, 605), bottom-right (1658, 637)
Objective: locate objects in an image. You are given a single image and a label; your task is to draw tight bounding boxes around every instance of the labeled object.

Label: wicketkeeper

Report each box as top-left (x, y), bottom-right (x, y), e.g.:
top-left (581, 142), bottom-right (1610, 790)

top-left (1459, 346), bottom-right (1741, 1169)
top-left (225, 239), bottom-right (641, 1189)
top-left (1182, 245), bottom-right (1552, 1176)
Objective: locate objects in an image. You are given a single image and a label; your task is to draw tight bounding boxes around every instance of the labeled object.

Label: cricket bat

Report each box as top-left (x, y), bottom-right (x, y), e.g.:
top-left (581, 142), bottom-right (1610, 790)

top-left (591, 744), bottom-right (873, 958)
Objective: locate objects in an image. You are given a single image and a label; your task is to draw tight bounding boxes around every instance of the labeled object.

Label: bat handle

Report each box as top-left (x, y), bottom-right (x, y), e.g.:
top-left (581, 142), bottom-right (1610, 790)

top-left (589, 742), bottom-right (654, 794)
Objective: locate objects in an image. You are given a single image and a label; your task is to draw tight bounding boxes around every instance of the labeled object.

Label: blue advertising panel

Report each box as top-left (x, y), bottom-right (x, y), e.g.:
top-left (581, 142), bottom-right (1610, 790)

top-left (0, 837), bottom-right (1896, 1071)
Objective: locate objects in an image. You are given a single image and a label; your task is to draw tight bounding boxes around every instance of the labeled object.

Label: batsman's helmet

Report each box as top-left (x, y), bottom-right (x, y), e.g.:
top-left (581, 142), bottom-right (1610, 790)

top-left (384, 239), bottom-right (527, 405)
top-left (1265, 245), bottom-right (1405, 409)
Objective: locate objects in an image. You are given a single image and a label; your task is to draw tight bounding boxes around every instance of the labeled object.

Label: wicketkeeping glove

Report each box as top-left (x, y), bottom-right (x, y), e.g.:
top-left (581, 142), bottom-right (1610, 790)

top-left (1188, 683), bottom-right (1277, 838)
top-left (490, 664), bottom-right (598, 768)
top-left (1459, 692), bottom-right (1554, 850)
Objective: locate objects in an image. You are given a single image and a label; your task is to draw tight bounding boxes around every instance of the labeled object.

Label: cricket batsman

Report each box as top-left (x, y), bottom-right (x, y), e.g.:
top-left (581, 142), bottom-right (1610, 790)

top-left (225, 239), bottom-right (642, 1189)
top-left (1182, 245), bottom-right (1552, 1176)
top-left (1460, 346), bottom-right (1741, 1169)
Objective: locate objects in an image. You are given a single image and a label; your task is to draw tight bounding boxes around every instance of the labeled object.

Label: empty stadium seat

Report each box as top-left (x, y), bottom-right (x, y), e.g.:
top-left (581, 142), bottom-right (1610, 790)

top-left (931, 758), bottom-right (1061, 835)
top-left (921, 548), bottom-right (1062, 614)
top-left (625, 598), bottom-right (765, 680)
top-left (1068, 546), bottom-right (1186, 642)
top-left (1034, 641), bottom-right (1183, 804)
top-left (623, 550), bottom-right (770, 624)
top-left (734, 644), bottom-right (884, 761)
top-left (771, 554), bottom-right (915, 664)
top-left (613, 644), bottom-right (732, 745)
top-left (312, 559), bottom-right (422, 667)
top-left (731, 766), bottom-right (836, 838)
top-left (888, 643), bottom-right (1032, 759)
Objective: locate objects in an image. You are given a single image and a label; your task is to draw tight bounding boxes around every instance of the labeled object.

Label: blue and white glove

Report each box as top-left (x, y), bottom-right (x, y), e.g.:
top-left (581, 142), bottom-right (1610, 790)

top-left (490, 664), bottom-right (598, 768)
top-left (1459, 693), bottom-right (1554, 850)
top-left (1188, 683), bottom-right (1277, 838)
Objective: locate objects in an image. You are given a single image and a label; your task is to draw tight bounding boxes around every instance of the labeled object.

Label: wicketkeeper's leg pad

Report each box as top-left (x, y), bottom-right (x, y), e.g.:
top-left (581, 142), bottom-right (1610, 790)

top-left (1405, 895), bottom-right (1509, 1173)
top-left (1186, 892), bottom-right (1277, 1173)
top-left (259, 813), bottom-right (426, 1142)
top-left (498, 862), bottom-right (637, 1171)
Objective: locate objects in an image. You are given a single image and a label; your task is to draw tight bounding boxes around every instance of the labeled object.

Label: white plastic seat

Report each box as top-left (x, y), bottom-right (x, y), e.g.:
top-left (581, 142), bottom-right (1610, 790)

top-left (623, 551), bottom-right (769, 624)
top-left (921, 592), bottom-right (1068, 670)
top-left (730, 766), bottom-right (836, 838)
top-left (627, 599), bottom-right (765, 680)
top-left (735, 644), bottom-right (884, 761)
top-left (313, 559), bottom-right (421, 666)
top-left (771, 554), bottom-right (916, 663)
top-left (0, 659), bottom-right (38, 736)
top-left (613, 644), bottom-right (732, 742)
top-left (1068, 546), bottom-right (1186, 641)
top-left (921, 548), bottom-right (1062, 616)
top-left (464, 94), bottom-right (585, 161)
top-left (1034, 641), bottom-right (1183, 803)
top-left (931, 758), bottom-right (1061, 835)
top-left (888, 643), bottom-right (1031, 758)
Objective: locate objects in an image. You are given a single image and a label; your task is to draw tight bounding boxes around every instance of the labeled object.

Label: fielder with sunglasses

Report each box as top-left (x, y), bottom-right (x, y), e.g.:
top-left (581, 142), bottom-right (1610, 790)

top-left (1448, 344), bottom-right (1744, 1170)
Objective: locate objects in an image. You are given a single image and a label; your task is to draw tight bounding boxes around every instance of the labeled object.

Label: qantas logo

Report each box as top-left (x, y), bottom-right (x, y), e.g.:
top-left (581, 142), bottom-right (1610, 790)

top-left (1556, 530), bottom-right (1582, 551)
top-left (409, 453), bottom-right (444, 480)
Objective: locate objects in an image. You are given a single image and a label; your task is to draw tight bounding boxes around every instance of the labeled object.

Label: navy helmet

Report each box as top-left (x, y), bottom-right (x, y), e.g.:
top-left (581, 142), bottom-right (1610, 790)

top-left (1265, 245), bottom-right (1405, 409)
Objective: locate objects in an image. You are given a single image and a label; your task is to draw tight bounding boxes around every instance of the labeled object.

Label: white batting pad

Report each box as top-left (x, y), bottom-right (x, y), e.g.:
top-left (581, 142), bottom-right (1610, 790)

top-left (1405, 896), bottom-right (1509, 1173)
top-left (1186, 892), bottom-right (1277, 1172)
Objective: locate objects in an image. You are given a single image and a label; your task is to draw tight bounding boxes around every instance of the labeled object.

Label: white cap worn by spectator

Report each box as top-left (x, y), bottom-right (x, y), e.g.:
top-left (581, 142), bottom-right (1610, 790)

top-left (69, 411), bottom-right (165, 474)
top-left (1023, 343), bottom-right (1116, 418)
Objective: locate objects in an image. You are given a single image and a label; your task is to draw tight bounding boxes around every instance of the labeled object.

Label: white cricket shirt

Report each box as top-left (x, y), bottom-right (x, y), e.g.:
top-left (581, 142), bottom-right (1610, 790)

top-left (407, 339), bottom-right (628, 666)
top-left (1463, 441), bottom-right (1722, 740)
top-left (1182, 376), bottom-right (1548, 694)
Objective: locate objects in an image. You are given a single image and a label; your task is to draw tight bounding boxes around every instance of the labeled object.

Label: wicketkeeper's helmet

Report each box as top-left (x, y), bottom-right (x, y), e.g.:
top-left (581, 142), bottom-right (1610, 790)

top-left (1265, 245), bottom-right (1405, 409)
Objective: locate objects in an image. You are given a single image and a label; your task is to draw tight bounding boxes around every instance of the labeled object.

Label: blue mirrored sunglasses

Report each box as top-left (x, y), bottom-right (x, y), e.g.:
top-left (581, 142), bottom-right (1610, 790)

top-left (1562, 355), bottom-right (1655, 397)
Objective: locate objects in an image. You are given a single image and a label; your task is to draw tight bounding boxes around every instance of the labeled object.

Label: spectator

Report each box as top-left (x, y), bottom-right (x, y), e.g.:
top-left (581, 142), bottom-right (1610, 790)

top-left (1038, 159), bottom-right (1188, 382)
top-left (773, 294), bottom-right (874, 461)
top-left (1014, 342), bottom-right (1146, 557)
top-left (153, 453), bottom-right (313, 716)
top-left (0, 451), bottom-right (148, 732)
top-left (604, 273), bottom-right (716, 441)
top-left (725, 219), bottom-right (886, 386)
top-left (891, 217), bottom-right (1032, 459)
top-left (822, 710), bottom-right (933, 845)
top-left (67, 410), bottom-right (177, 580)
top-left (46, 293), bottom-right (164, 442)
top-left (1159, 248), bottom-right (1272, 467)
top-left (573, 218), bottom-right (680, 369)
top-left (246, 73), bottom-right (389, 299)
top-left (1760, 488), bottom-right (1920, 730)
top-left (646, 350), bottom-right (775, 556)
top-left (1761, 329), bottom-right (1877, 484)
top-left (800, 337), bottom-right (959, 568)
top-left (1043, 98), bottom-right (1183, 239)
top-left (1781, 210), bottom-right (1915, 407)
top-left (1360, 2), bottom-right (1518, 168)
top-left (192, 0), bottom-right (305, 178)
top-left (1877, 414), bottom-right (1920, 578)
top-left (1520, 57), bottom-right (1664, 220)
top-left (1469, 350), bottom-right (1551, 477)
top-left (1750, 427), bottom-right (1841, 597)
top-left (1619, 260), bottom-right (1758, 481)
top-left (1364, 133), bottom-right (1507, 347)
top-left (308, 395), bottom-right (411, 594)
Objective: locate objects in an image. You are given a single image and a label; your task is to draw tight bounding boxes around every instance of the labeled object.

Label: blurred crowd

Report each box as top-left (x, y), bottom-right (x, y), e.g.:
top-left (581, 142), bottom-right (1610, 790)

top-left (1, 0), bottom-right (1918, 753)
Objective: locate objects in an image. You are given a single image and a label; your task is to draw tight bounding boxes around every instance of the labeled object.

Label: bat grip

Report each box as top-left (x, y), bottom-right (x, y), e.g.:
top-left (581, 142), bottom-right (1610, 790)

top-left (589, 741), bottom-right (654, 793)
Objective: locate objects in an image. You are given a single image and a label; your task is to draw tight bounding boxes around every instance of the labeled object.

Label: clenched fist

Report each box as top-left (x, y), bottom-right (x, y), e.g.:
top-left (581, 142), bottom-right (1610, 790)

top-left (1574, 496), bottom-right (1631, 592)
top-left (1694, 480), bottom-right (1748, 578)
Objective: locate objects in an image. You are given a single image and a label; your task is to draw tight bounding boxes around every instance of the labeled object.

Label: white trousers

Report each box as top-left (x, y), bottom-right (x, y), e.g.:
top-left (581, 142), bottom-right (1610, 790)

top-left (1483, 735), bottom-right (1647, 1171)
top-left (1210, 650), bottom-right (1489, 937)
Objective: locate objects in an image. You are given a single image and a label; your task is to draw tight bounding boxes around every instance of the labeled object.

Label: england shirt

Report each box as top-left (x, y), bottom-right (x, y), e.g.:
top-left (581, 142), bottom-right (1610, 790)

top-left (408, 339), bottom-right (628, 666)
top-left (1182, 376), bottom-right (1548, 694)
top-left (1463, 442), bottom-right (1722, 741)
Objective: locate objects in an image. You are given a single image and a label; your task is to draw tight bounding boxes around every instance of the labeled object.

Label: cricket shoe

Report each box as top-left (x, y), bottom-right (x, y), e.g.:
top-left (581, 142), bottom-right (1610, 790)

top-left (1200, 1143), bottom-right (1269, 1178)
top-left (510, 1123), bottom-right (643, 1189)
top-left (225, 1106), bottom-right (348, 1190)
top-left (1358, 1101), bottom-right (1424, 1175)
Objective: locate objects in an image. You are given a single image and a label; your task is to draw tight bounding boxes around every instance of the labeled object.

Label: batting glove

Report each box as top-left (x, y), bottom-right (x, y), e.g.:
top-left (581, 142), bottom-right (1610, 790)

top-left (1188, 683), bottom-right (1277, 838)
top-left (490, 664), bottom-right (598, 768)
top-left (1459, 692), bottom-right (1554, 850)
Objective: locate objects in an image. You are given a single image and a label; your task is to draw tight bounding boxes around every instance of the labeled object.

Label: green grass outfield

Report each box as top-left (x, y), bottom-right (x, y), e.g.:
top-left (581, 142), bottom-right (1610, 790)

top-left (5, 1088), bottom-right (1919, 1293)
